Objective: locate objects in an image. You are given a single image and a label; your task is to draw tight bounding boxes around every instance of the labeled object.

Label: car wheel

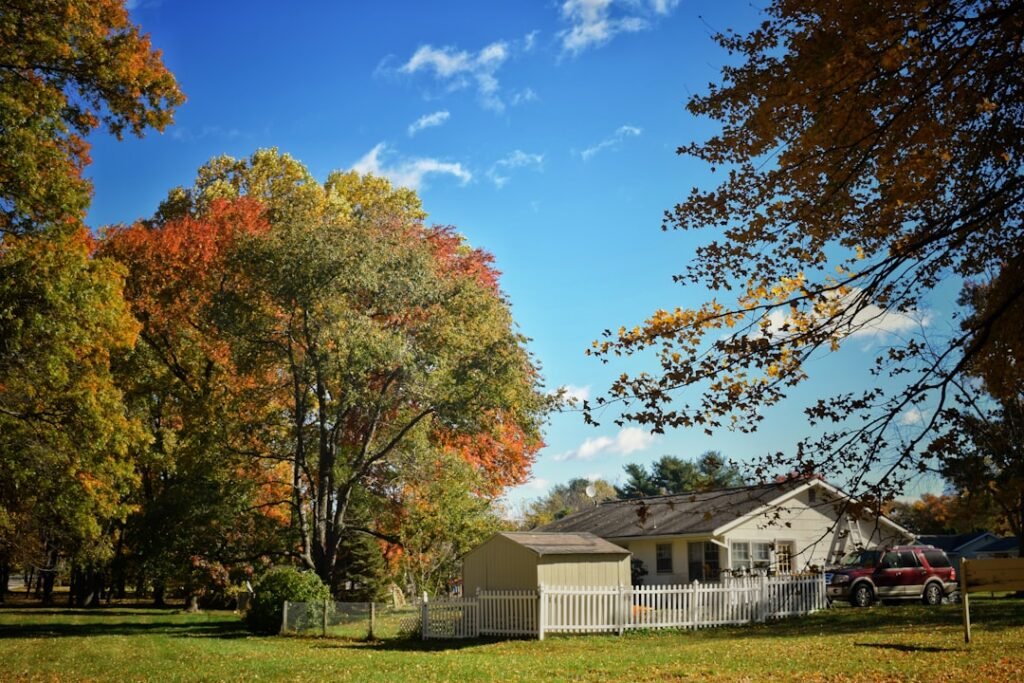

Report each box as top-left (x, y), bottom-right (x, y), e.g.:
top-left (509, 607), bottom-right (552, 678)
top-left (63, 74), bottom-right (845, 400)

top-left (851, 584), bottom-right (873, 608)
top-left (922, 582), bottom-right (943, 606)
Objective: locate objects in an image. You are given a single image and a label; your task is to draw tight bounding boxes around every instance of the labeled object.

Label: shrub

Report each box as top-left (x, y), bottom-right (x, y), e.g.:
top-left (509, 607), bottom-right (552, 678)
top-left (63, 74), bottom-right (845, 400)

top-left (244, 566), bottom-right (331, 634)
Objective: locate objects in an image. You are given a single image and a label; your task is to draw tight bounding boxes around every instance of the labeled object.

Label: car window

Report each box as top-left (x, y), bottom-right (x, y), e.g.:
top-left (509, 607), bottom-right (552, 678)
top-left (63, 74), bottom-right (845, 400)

top-left (881, 552), bottom-right (900, 569)
top-left (899, 550), bottom-right (918, 568)
top-left (923, 550), bottom-right (951, 567)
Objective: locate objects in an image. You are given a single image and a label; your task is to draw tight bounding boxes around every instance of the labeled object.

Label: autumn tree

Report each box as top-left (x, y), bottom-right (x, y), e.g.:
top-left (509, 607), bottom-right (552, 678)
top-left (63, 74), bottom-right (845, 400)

top-left (100, 198), bottom-right (291, 606)
top-left (929, 394), bottom-right (1024, 556)
top-left (587, 0), bottom-right (1024, 504)
top-left (0, 0), bottom-right (183, 234)
top-left (523, 478), bottom-right (617, 529)
top-left (139, 150), bottom-right (549, 591)
top-left (885, 492), bottom-right (999, 535)
top-left (0, 229), bottom-right (142, 603)
top-left (392, 454), bottom-right (507, 596)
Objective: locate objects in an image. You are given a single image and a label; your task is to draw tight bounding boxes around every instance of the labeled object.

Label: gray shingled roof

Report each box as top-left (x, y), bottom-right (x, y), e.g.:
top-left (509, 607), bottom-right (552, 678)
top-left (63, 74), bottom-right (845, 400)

top-left (537, 481), bottom-right (805, 538)
top-left (498, 532), bottom-right (630, 556)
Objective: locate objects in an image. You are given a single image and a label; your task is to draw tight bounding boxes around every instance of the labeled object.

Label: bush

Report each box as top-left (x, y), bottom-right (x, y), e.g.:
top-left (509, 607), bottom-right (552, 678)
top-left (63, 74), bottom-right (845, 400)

top-left (244, 566), bottom-right (331, 634)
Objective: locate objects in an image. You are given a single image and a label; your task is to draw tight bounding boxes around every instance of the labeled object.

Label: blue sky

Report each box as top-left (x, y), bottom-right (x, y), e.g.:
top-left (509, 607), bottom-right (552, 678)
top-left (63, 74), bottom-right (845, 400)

top-left (88, 1), bottom-right (947, 511)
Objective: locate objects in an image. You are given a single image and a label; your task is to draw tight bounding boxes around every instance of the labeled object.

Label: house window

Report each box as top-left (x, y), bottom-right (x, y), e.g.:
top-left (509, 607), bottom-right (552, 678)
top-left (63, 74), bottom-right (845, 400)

top-left (808, 488), bottom-right (817, 504)
top-left (776, 542), bottom-right (794, 573)
top-left (656, 543), bottom-right (673, 573)
top-left (753, 542), bottom-right (772, 569)
top-left (704, 542), bottom-right (721, 578)
top-left (730, 541), bottom-right (773, 572)
top-left (731, 542), bottom-right (751, 571)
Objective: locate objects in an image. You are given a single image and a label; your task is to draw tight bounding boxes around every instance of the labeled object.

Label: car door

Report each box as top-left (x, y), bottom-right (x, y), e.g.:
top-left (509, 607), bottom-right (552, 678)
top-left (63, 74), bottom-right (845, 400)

top-left (897, 550), bottom-right (926, 597)
top-left (873, 551), bottom-right (902, 598)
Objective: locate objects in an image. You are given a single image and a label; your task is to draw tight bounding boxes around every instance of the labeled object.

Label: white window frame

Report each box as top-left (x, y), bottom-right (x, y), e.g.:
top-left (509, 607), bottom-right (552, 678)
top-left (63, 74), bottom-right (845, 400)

top-left (729, 541), bottom-right (775, 572)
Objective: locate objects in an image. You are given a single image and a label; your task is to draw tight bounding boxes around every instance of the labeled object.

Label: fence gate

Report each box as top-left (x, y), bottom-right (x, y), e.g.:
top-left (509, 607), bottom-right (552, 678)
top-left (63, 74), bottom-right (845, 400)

top-left (421, 598), bottom-right (479, 639)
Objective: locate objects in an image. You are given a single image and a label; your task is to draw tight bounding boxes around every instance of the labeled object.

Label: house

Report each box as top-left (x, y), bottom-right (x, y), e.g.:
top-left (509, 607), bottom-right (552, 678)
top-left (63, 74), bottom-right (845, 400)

top-left (538, 478), bottom-right (914, 584)
top-left (462, 532), bottom-right (632, 594)
top-left (915, 531), bottom-right (1001, 568)
top-left (973, 536), bottom-right (1021, 559)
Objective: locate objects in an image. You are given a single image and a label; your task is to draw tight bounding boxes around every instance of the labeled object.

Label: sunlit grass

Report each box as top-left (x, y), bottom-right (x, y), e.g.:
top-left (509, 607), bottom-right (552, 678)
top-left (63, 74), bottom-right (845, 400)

top-left (1, 597), bottom-right (1022, 681)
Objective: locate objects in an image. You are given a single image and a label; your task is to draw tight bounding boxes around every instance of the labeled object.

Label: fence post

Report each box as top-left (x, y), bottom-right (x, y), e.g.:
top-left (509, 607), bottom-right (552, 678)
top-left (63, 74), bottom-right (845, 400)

top-left (369, 601), bottom-right (376, 640)
top-left (759, 575), bottom-right (768, 623)
top-left (537, 584), bottom-right (546, 641)
top-left (281, 600), bottom-right (289, 634)
top-left (616, 584), bottom-right (625, 636)
top-left (322, 598), bottom-right (328, 637)
top-left (420, 591), bottom-right (429, 640)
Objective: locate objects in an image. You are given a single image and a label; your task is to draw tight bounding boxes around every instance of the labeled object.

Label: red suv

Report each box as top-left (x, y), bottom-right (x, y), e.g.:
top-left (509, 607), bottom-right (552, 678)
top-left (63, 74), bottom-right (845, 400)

top-left (826, 545), bottom-right (957, 607)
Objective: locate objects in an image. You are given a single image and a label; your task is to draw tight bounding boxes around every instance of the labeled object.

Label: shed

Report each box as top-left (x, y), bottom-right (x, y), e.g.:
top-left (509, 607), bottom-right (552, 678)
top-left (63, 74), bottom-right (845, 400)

top-left (462, 532), bottom-right (631, 594)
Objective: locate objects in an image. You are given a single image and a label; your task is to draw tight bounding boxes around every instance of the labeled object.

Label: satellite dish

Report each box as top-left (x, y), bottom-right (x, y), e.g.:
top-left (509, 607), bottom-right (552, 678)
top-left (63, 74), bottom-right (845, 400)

top-left (585, 484), bottom-right (597, 498)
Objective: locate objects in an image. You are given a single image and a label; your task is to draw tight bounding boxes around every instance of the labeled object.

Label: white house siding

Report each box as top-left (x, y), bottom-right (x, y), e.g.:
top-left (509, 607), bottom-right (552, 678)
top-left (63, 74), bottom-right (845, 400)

top-left (720, 488), bottom-right (908, 572)
top-left (617, 538), bottom-right (724, 584)
top-left (614, 487), bottom-right (910, 582)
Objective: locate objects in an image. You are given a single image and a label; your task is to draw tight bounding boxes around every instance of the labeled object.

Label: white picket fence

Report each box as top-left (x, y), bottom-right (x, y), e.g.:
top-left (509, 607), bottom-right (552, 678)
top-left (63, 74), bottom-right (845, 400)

top-left (421, 574), bottom-right (826, 640)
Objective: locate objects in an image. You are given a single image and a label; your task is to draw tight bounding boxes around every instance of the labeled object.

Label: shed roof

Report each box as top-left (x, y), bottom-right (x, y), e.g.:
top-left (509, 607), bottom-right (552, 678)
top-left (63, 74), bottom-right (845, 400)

top-left (496, 532), bottom-right (630, 556)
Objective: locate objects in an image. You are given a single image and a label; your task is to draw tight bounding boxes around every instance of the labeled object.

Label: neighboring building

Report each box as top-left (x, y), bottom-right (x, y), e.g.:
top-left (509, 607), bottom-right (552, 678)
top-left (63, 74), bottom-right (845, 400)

top-left (538, 479), bottom-right (914, 584)
top-left (462, 532), bottom-right (631, 594)
top-left (916, 531), bottom-right (1001, 568)
top-left (973, 536), bottom-right (1021, 559)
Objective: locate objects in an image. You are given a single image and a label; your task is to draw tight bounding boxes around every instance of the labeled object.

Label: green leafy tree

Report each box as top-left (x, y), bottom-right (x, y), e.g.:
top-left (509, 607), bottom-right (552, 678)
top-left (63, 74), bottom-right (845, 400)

top-left (101, 198), bottom-right (290, 606)
top-left (0, 229), bottom-right (143, 602)
top-left (587, 0), bottom-right (1024, 502)
top-left (524, 478), bottom-right (617, 529)
top-left (615, 464), bottom-right (660, 500)
top-left (0, 0), bottom-right (184, 234)
top-left (141, 150), bottom-right (550, 592)
top-left (930, 394), bottom-right (1024, 556)
top-left (393, 454), bottom-right (507, 596)
top-left (616, 453), bottom-right (745, 499)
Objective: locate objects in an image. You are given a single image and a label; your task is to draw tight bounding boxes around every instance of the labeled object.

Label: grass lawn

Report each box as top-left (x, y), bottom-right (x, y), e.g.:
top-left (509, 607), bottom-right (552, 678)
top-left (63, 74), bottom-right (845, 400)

top-left (1, 597), bottom-right (1022, 682)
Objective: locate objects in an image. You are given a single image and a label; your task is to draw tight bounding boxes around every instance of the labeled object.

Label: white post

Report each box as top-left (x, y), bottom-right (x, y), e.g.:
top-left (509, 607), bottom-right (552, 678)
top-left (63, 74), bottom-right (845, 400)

top-left (617, 584), bottom-right (626, 635)
top-left (281, 600), bottom-right (289, 634)
top-left (537, 584), bottom-right (546, 641)
top-left (420, 591), bottom-right (429, 640)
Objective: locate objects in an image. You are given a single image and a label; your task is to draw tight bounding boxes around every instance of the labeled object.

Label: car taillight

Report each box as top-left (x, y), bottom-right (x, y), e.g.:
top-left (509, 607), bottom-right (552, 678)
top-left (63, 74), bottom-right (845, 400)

top-left (951, 567), bottom-right (956, 581)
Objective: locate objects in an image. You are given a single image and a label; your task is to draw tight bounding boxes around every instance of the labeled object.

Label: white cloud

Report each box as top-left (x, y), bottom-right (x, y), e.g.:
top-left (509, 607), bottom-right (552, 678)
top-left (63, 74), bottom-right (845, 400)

top-left (559, 1), bottom-right (678, 55)
top-left (753, 288), bottom-right (928, 342)
top-left (487, 149), bottom-right (544, 188)
top-left (352, 143), bottom-right (471, 191)
top-left (523, 30), bottom-right (540, 52)
top-left (558, 384), bottom-right (591, 404)
top-left (398, 41), bottom-right (514, 111)
top-left (581, 124), bottom-right (642, 160)
top-left (407, 110), bottom-right (450, 137)
top-left (898, 407), bottom-right (926, 425)
top-left (509, 88), bottom-right (539, 106)
top-left (553, 427), bottom-right (657, 462)
top-left (526, 477), bottom-right (550, 491)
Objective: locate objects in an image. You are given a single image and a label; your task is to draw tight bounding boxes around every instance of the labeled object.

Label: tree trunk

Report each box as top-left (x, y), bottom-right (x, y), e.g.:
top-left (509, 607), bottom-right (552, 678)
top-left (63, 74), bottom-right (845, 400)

top-left (40, 548), bottom-right (58, 605)
top-left (153, 581), bottom-right (166, 608)
top-left (0, 554), bottom-right (9, 604)
top-left (185, 594), bottom-right (200, 612)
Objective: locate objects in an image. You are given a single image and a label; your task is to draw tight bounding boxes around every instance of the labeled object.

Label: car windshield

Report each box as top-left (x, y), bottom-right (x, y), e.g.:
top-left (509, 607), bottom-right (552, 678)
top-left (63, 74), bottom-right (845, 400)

top-left (839, 550), bottom-right (882, 568)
